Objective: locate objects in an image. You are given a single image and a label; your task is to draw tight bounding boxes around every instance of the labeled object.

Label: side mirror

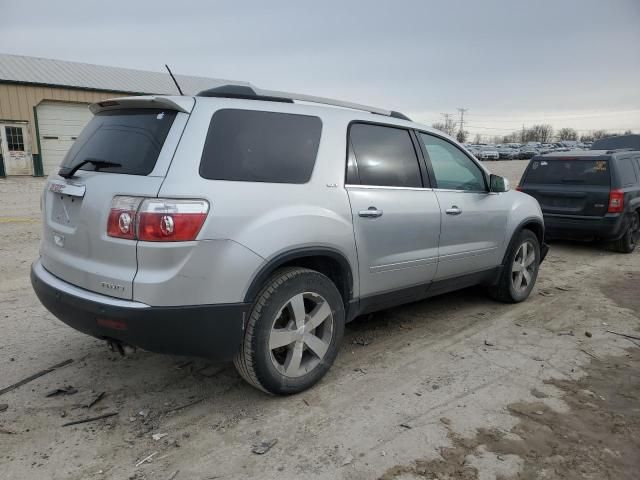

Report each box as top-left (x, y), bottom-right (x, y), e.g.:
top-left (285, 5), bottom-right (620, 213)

top-left (490, 174), bottom-right (510, 193)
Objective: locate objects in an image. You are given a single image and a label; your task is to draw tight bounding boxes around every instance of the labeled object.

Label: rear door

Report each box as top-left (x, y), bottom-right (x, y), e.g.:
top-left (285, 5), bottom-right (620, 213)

top-left (346, 123), bottom-right (441, 299)
top-left (40, 100), bottom-right (191, 300)
top-left (520, 157), bottom-right (611, 217)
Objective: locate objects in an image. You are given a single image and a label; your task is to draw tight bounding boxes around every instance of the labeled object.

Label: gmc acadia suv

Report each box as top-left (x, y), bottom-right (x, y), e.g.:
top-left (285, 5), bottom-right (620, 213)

top-left (31, 85), bottom-right (548, 394)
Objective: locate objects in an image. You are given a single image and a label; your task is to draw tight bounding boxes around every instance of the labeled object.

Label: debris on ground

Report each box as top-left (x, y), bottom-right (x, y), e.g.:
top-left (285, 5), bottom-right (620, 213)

top-left (45, 386), bottom-right (78, 397)
top-left (341, 454), bottom-right (354, 466)
top-left (580, 349), bottom-right (600, 360)
top-left (0, 426), bottom-right (16, 434)
top-left (0, 358), bottom-right (73, 397)
top-left (152, 433), bottom-right (168, 441)
top-left (0, 403), bottom-right (8, 412)
top-left (62, 411), bottom-right (118, 427)
top-left (531, 388), bottom-right (548, 399)
top-left (354, 367), bottom-right (367, 374)
top-left (251, 439), bottom-right (278, 454)
top-left (539, 290), bottom-right (554, 297)
top-left (138, 409), bottom-right (149, 417)
top-left (558, 330), bottom-right (575, 336)
top-left (399, 423), bottom-right (412, 429)
top-left (585, 331), bottom-right (593, 338)
top-left (164, 397), bottom-right (203, 414)
top-left (606, 330), bottom-right (640, 342)
top-left (167, 471), bottom-right (179, 480)
top-left (352, 337), bottom-right (370, 346)
top-left (85, 391), bottom-right (105, 408)
top-left (484, 340), bottom-right (495, 347)
top-left (135, 451), bottom-right (158, 467)
top-left (555, 286), bottom-right (572, 291)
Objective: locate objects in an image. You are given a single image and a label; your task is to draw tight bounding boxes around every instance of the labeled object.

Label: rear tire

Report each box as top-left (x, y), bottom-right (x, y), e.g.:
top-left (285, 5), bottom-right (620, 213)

top-left (234, 267), bottom-right (345, 395)
top-left (489, 229), bottom-right (540, 303)
top-left (613, 212), bottom-right (639, 254)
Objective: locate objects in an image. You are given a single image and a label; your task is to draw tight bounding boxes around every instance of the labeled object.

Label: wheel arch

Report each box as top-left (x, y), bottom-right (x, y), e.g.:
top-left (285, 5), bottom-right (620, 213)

top-left (244, 247), bottom-right (354, 306)
top-left (501, 217), bottom-right (545, 265)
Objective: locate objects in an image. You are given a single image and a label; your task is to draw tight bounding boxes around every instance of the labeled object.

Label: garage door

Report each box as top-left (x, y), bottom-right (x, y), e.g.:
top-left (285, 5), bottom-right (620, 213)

top-left (37, 102), bottom-right (93, 175)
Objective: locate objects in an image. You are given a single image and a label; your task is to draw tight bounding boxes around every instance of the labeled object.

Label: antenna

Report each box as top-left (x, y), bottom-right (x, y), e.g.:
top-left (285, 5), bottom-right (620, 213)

top-left (165, 64), bottom-right (184, 96)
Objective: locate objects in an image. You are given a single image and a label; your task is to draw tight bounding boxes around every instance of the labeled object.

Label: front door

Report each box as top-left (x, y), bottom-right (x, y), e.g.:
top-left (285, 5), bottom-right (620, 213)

top-left (417, 132), bottom-right (509, 280)
top-left (346, 123), bottom-right (441, 300)
top-left (0, 123), bottom-right (33, 175)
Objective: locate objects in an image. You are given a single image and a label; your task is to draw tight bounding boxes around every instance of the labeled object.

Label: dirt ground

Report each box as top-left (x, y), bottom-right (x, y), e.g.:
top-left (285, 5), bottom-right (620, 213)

top-left (1, 160), bottom-right (638, 480)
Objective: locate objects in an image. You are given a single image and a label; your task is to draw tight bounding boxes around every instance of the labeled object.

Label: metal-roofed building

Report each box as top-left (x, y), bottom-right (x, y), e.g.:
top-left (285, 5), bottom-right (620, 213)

top-left (0, 53), bottom-right (247, 176)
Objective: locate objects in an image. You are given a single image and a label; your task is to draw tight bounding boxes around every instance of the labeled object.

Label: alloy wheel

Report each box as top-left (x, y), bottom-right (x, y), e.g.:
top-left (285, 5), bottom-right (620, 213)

top-left (269, 292), bottom-right (334, 378)
top-left (511, 241), bottom-right (537, 294)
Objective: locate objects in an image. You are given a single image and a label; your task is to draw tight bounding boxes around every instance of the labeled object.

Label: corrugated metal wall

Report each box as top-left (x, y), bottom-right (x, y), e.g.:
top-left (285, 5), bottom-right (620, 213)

top-left (0, 83), bottom-right (130, 155)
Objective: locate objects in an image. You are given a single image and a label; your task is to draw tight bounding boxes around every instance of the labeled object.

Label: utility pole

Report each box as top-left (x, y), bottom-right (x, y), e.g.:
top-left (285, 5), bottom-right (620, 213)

top-left (457, 107), bottom-right (467, 133)
top-left (440, 113), bottom-right (455, 136)
top-left (456, 107), bottom-right (468, 142)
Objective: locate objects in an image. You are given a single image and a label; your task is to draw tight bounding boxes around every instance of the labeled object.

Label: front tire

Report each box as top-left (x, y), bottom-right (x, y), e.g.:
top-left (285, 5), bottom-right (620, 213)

top-left (234, 267), bottom-right (345, 395)
top-left (490, 229), bottom-right (541, 303)
top-left (613, 212), bottom-right (639, 254)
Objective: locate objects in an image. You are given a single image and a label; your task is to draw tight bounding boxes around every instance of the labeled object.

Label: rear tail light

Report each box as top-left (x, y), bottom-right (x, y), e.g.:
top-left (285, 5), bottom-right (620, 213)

top-left (138, 199), bottom-right (209, 241)
top-left (608, 189), bottom-right (624, 213)
top-left (107, 196), bottom-right (209, 241)
top-left (107, 196), bottom-right (143, 239)
top-left (516, 185), bottom-right (522, 191)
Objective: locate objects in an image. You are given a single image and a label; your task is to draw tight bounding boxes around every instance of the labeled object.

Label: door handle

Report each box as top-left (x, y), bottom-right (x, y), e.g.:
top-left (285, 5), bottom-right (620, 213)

top-left (359, 207), bottom-right (383, 218)
top-left (445, 206), bottom-right (462, 215)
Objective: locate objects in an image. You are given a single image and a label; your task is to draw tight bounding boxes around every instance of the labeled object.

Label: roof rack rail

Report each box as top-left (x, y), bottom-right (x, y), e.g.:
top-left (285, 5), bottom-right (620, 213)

top-left (197, 85), bottom-right (411, 121)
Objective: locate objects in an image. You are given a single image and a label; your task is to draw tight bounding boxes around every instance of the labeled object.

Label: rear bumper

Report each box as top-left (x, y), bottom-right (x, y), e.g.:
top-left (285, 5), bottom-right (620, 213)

top-left (543, 213), bottom-right (627, 241)
top-left (31, 259), bottom-right (249, 360)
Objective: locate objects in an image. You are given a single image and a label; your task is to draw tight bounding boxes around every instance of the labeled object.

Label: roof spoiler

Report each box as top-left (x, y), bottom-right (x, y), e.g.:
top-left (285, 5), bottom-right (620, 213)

top-left (196, 85), bottom-right (411, 121)
top-left (89, 96), bottom-right (195, 114)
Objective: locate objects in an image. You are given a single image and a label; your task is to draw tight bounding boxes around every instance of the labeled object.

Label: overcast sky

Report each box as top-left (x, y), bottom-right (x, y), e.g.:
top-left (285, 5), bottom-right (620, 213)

top-left (2, 0), bottom-right (639, 138)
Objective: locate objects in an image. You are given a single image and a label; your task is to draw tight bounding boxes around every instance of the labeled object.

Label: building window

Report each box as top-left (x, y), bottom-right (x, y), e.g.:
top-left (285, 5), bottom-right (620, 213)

top-left (5, 127), bottom-right (25, 151)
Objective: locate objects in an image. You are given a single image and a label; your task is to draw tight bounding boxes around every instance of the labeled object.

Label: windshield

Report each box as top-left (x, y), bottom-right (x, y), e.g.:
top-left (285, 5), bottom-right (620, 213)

top-left (524, 159), bottom-right (611, 186)
top-left (60, 108), bottom-right (177, 176)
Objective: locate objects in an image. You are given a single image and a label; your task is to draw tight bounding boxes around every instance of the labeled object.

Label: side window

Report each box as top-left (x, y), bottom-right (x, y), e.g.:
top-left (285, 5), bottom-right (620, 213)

top-left (346, 140), bottom-right (359, 184)
top-left (618, 158), bottom-right (638, 186)
top-left (199, 109), bottom-right (322, 183)
top-left (419, 133), bottom-right (486, 191)
top-left (349, 123), bottom-right (422, 188)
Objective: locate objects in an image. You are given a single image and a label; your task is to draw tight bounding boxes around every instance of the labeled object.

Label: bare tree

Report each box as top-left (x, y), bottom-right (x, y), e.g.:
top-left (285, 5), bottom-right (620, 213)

top-left (456, 130), bottom-right (469, 143)
top-left (592, 130), bottom-right (612, 140)
top-left (473, 133), bottom-right (483, 144)
top-left (556, 128), bottom-right (578, 141)
top-left (431, 115), bottom-right (458, 137)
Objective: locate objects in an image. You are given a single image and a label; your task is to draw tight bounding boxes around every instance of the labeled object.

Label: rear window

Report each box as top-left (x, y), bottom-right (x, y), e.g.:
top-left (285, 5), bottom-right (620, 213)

top-left (523, 159), bottom-right (611, 186)
top-left (199, 109), bottom-right (322, 183)
top-left (61, 109), bottom-right (177, 175)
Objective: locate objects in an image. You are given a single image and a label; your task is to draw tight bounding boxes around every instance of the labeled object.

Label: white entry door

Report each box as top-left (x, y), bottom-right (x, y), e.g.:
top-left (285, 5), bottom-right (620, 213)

top-left (0, 123), bottom-right (33, 175)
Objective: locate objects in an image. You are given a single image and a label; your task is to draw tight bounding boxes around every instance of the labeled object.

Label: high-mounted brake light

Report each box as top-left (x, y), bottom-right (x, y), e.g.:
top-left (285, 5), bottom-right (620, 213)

top-left (107, 197), bottom-right (209, 241)
top-left (138, 199), bottom-right (209, 241)
top-left (107, 196), bottom-right (143, 239)
top-left (608, 189), bottom-right (624, 213)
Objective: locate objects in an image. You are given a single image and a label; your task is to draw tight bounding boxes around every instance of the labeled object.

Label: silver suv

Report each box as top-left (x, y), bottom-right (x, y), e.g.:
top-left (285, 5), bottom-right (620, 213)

top-left (31, 85), bottom-right (548, 394)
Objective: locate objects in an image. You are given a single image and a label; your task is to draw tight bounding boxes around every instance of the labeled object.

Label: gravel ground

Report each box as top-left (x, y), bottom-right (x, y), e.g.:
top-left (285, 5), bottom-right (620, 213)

top-left (0, 161), bottom-right (638, 480)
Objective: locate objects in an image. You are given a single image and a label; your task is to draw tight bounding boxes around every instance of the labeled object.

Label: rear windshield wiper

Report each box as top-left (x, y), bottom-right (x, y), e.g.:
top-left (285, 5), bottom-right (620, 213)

top-left (58, 159), bottom-right (121, 179)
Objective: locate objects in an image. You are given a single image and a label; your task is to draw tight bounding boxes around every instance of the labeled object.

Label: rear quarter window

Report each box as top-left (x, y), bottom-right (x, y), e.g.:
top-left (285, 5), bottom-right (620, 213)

top-left (523, 159), bottom-right (611, 186)
top-left (199, 109), bottom-right (322, 183)
top-left (61, 109), bottom-right (177, 176)
top-left (617, 158), bottom-right (638, 186)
